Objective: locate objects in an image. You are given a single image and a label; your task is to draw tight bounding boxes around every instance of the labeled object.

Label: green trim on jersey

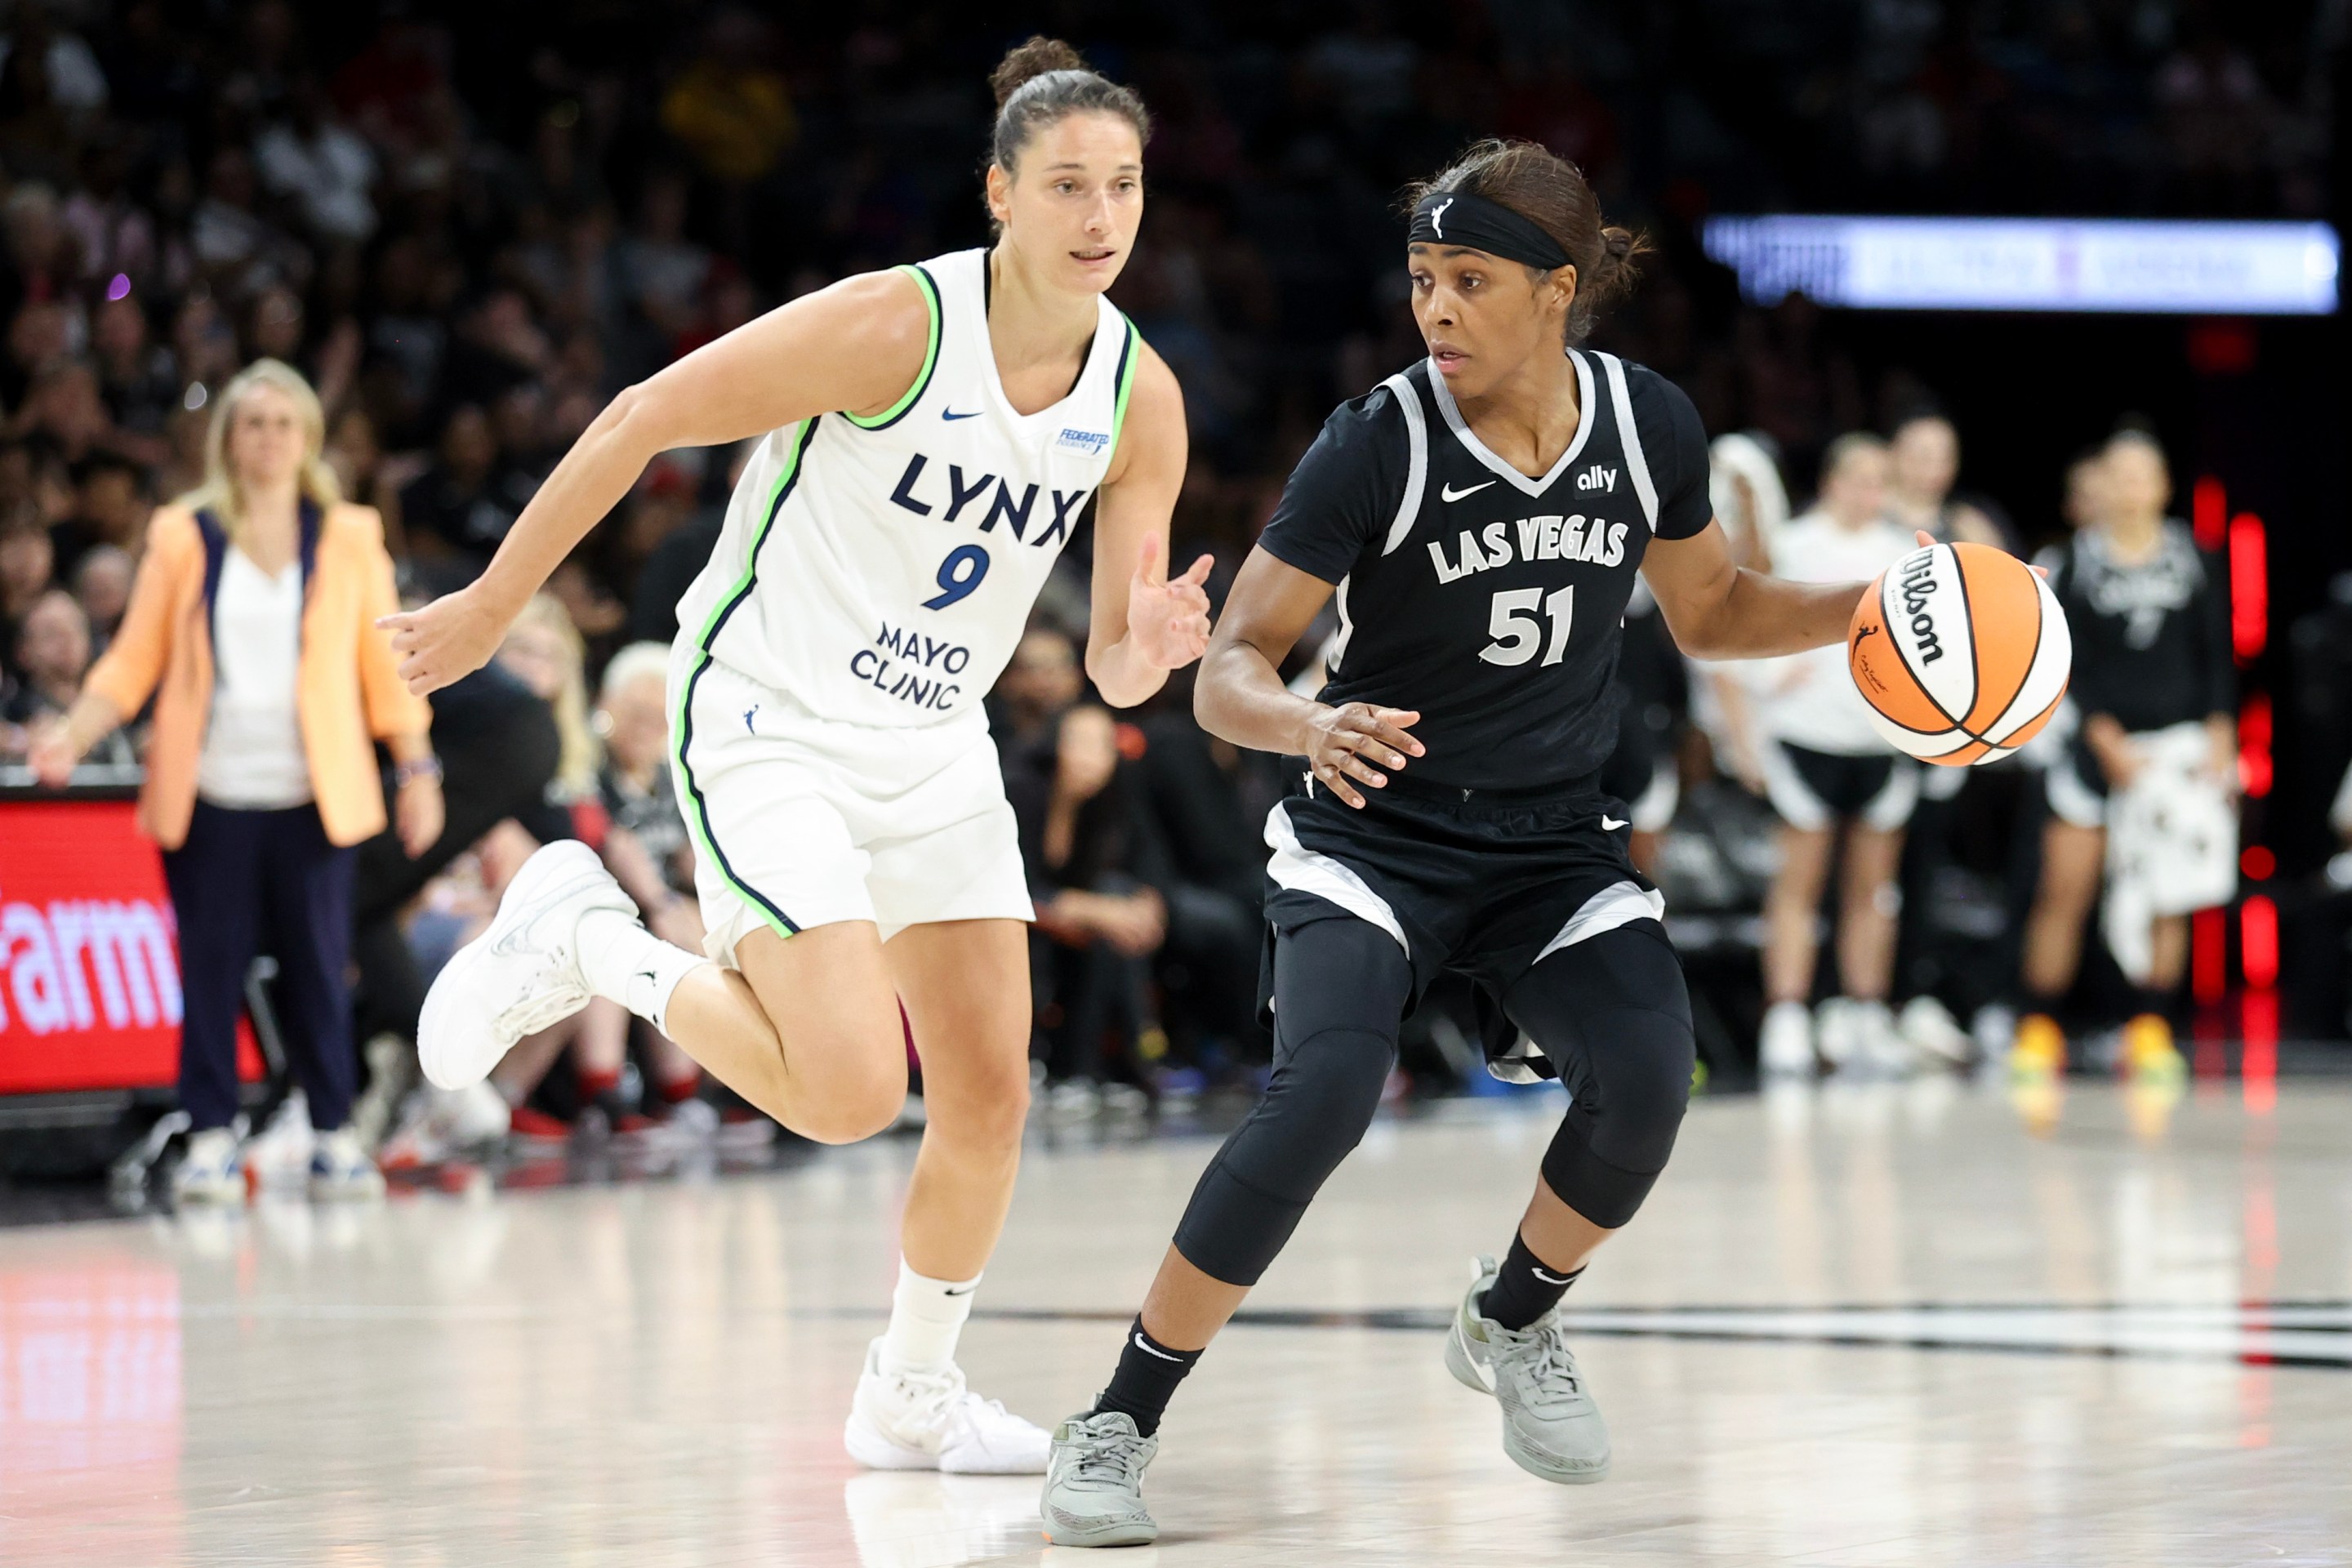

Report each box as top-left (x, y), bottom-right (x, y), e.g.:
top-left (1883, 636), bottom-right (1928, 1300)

top-left (843, 264), bottom-right (943, 430)
top-left (670, 416), bottom-right (825, 942)
top-left (1109, 317), bottom-right (1142, 452)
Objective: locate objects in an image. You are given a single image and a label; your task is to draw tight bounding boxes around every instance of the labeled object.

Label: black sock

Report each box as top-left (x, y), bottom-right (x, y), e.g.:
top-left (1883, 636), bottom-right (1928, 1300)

top-left (1091, 1316), bottom-right (1202, 1437)
top-left (1478, 1232), bottom-right (1584, 1331)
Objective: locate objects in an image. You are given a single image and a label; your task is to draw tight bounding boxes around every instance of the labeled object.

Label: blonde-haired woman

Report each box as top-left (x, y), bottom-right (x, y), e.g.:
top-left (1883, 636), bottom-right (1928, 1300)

top-left (31, 359), bottom-right (443, 1204)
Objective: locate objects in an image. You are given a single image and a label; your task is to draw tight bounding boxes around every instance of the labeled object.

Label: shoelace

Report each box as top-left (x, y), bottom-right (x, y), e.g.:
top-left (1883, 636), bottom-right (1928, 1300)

top-left (1506, 1321), bottom-right (1585, 1409)
top-left (884, 1367), bottom-right (969, 1432)
top-left (1067, 1423), bottom-right (1149, 1489)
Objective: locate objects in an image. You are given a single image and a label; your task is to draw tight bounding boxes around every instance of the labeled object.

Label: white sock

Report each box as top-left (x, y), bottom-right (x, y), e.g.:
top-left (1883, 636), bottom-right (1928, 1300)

top-left (577, 907), bottom-right (707, 1036)
top-left (879, 1258), bottom-right (980, 1375)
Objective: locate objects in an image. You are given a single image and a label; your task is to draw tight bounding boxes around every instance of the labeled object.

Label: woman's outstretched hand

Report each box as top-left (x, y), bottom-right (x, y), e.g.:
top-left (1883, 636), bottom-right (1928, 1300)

top-left (379, 584), bottom-right (511, 697)
top-left (1125, 533), bottom-right (1214, 670)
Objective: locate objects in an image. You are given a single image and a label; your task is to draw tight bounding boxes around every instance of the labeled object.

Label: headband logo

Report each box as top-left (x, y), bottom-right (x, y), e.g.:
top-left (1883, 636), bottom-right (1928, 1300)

top-left (1430, 198), bottom-right (1454, 238)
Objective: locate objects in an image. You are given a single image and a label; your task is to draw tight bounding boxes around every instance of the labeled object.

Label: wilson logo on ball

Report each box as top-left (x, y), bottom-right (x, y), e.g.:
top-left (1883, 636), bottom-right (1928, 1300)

top-left (1895, 551), bottom-right (1944, 664)
top-left (1847, 541), bottom-right (2072, 767)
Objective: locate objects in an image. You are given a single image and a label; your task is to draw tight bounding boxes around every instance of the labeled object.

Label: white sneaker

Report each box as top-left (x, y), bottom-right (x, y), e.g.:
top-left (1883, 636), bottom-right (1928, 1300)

top-left (419, 841), bottom-right (635, 1091)
top-left (380, 1080), bottom-right (513, 1169)
top-left (309, 1126), bottom-right (386, 1200)
top-left (1815, 997), bottom-right (1859, 1070)
top-left (1849, 1000), bottom-right (1912, 1075)
top-left (1898, 996), bottom-right (1974, 1067)
top-left (241, 1089), bottom-right (315, 1187)
top-left (172, 1127), bottom-right (245, 1206)
top-left (844, 1338), bottom-right (1052, 1474)
top-left (1758, 1000), bottom-right (1815, 1076)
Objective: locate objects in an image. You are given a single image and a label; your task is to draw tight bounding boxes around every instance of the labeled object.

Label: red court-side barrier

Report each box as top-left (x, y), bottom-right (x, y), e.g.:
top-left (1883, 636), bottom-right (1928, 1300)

top-left (0, 797), bottom-right (260, 1095)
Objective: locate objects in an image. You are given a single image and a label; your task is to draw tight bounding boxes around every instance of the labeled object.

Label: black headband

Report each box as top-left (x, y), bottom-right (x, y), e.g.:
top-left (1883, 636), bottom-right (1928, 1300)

top-left (1408, 189), bottom-right (1570, 271)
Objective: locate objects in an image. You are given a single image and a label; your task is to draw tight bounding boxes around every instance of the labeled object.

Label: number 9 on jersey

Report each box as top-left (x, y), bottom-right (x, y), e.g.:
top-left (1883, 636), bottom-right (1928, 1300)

top-left (924, 543), bottom-right (991, 610)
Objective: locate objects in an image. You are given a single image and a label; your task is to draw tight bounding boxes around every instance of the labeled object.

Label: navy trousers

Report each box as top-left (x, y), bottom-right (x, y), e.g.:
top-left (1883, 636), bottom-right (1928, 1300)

top-left (161, 800), bottom-right (358, 1133)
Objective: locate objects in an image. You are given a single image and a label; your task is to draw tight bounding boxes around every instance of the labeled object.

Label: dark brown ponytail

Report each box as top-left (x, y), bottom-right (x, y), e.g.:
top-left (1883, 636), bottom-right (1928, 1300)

top-left (1405, 140), bottom-right (1646, 344)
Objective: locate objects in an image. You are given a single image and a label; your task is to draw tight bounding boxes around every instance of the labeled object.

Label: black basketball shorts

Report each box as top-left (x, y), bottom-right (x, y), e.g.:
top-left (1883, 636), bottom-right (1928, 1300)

top-left (1258, 770), bottom-right (1668, 1071)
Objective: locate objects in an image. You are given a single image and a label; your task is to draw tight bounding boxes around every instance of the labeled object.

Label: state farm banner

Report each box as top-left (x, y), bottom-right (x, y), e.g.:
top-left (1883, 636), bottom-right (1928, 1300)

top-left (0, 798), bottom-right (258, 1095)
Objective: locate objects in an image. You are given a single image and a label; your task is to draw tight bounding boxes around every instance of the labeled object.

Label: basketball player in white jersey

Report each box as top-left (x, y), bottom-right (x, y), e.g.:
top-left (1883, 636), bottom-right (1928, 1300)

top-left (379, 38), bottom-right (1206, 1473)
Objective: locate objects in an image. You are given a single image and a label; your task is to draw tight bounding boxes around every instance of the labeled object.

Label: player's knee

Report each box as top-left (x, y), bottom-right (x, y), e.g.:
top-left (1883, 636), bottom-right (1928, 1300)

top-left (791, 1026), bottom-right (910, 1144)
top-left (1592, 1006), bottom-right (1695, 1164)
top-left (799, 1079), bottom-right (906, 1145)
top-left (925, 1054), bottom-right (1031, 1148)
top-left (1224, 1027), bottom-right (1390, 1198)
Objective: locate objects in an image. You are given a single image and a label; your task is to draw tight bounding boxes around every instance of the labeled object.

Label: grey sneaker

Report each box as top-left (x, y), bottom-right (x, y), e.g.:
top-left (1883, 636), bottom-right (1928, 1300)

top-left (1443, 1254), bottom-right (1611, 1484)
top-left (1040, 1410), bottom-right (1160, 1547)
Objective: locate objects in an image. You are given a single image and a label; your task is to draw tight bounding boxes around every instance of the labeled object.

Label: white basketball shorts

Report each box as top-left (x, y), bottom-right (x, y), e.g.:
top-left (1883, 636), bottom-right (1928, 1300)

top-left (666, 644), bottom-right (1032, 965)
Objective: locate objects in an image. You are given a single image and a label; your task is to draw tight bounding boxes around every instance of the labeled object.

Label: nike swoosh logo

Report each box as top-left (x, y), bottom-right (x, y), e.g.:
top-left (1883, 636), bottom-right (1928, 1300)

top-left (1601, 817), bottom-right (1628, 831)
top-left (1132, 1332), bottom-right (1184, 1362)
top-left (1532, 1267), bottom-right (1577, 1285)
top-left (1441, 479), bottom-right (1497, 502)
top-left (942, 408), bottom-right (982, 421)
top-left (943, 1285), bottom-right (978, 1297)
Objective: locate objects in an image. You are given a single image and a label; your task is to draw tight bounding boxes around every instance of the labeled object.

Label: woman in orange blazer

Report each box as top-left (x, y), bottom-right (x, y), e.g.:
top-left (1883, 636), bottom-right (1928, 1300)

top-left (32, 359), bottom-right (443, 1204)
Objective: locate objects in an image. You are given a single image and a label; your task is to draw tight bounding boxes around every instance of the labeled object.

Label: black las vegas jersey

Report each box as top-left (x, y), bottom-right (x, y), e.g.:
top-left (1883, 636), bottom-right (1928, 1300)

top-left (1260, 350), bottom-right (1712, 790)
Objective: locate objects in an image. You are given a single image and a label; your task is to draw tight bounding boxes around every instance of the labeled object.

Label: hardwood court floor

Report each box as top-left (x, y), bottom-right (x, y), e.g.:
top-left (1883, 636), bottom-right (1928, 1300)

top-left (3, 1076), bottom-right (2349, 1566)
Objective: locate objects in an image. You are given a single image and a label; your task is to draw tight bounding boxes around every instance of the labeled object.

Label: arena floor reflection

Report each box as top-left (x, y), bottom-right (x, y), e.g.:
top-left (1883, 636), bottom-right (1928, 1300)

top-left (2, 1075), bottom-right (2348, 1566)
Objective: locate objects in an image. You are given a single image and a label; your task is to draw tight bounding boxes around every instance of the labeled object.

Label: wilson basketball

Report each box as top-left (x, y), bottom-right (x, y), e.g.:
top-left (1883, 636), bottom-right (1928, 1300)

top-left (1848, 541), bottom-right (2071, 766)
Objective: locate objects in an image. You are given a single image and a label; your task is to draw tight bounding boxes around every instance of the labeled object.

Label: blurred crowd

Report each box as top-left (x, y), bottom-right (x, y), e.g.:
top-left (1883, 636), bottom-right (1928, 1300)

top-left (0, 2), bottom-right (2335, 1176)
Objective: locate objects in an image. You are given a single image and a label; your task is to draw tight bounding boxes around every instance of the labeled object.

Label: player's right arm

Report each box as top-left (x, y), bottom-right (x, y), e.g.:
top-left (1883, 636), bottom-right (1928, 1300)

top-left (1196, 548), bottom-right (1422, 811)
top-left (380, 270), bottom-right (935, 695)
top-left (1195, 390), bottom-right (1423, 808)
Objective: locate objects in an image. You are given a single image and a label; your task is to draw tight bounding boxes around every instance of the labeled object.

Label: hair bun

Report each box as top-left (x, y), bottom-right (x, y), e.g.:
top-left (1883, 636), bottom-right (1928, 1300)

top-left (1601, 226), bottom-right (1635, 261)
top-left (991, 36), bottom-right (1089, 107)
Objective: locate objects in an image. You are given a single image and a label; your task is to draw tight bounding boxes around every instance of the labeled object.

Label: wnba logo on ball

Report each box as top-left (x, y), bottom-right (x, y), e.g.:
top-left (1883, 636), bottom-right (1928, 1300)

top-left (1897, 552), bottom-right (1945, 664)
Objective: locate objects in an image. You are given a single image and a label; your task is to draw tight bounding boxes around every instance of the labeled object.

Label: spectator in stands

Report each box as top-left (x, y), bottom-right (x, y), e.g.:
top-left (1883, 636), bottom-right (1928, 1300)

top-left (29, 359), bottom-right (441, 1206)
top-left (70, 542), bottom-right (130, 653)
top-left (993, 621), bottom-right (1085, 755)
top-left (1009, 702), bottom-right (1167, 1115)
top-left (596, 639), bottom-right (693, 893)
top-left (2, 587), bottom-right (127, 767)
top-left (0, 515), bottom-right (52, 679)
top-left (48, 451), bottom-right (148, 580)
top-left (398, 402), bottom-right (516, 583)
top-left (91, 292), bottom-right (179, 441)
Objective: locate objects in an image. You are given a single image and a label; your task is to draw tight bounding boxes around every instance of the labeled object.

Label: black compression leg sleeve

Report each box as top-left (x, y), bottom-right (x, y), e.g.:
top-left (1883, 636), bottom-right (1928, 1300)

top-left (1508, 920), bottom-right (1695, 1231)
top-left (1170, 916), bottom-right (1413, 1285)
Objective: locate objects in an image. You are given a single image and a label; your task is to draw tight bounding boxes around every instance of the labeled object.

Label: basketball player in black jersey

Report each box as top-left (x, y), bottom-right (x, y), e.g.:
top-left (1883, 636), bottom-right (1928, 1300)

top-left (1040, 140), bottom-right (1899, 1547)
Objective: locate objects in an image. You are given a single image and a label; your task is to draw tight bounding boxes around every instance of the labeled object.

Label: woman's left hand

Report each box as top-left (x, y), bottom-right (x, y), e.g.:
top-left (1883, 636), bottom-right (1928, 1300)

top-left (396, 774), bottom-right (446, 858)
top-left (1125, 534), bottom-right (1214, 670)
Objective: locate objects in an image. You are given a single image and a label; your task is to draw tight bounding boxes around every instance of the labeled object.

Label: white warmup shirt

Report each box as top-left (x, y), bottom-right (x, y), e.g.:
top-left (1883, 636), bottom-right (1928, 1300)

top-left (1760, 509), bottom-right (1917, 757)
top-left (195, 547), bottom-right (312, 808)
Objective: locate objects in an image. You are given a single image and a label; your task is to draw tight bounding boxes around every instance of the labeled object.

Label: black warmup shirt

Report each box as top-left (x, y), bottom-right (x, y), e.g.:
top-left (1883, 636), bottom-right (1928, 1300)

top-left (1258, 351), bottom-right (1712, 790)
top-left (2042, 522), bottom-right (2232, 734)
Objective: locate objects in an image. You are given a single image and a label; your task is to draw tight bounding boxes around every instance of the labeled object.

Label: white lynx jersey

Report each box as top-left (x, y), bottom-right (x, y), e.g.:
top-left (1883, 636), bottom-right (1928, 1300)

top-left (674, 247), bottom-right (1140, 728)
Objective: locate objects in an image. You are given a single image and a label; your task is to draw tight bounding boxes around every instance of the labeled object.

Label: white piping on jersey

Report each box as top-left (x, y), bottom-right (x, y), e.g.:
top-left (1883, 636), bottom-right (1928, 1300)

top-left (1378, 370), bottom-right (1428, 556)
top-left (1423, 350), bottom-right (1598, 497)
top-left (1595, 350), bottom-right (1660, 532)
top-left (1263, 800), bottom-right (1410, 956)
top-left (1326, 579), bottom-right (1354, 673)
top-left (1530, 878), bottom-right (1665, 966)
